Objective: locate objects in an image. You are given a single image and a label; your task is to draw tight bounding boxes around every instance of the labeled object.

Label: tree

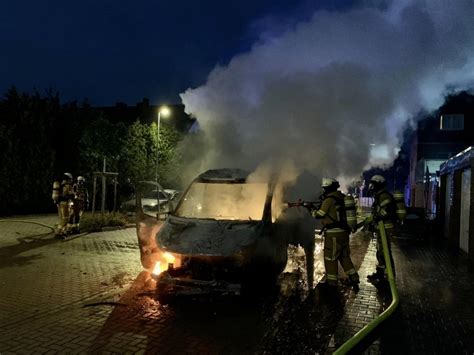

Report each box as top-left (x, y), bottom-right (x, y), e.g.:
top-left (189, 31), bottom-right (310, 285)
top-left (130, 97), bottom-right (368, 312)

top-left (0, 87), bottom-right (63, 214)
top-left (151, 121), bottom-right (183, 188)
top-left (0, 86), bottom-right (185, 215)
top-left (119, 121), bottom-right (153, 185)
top-left (78, 114), bottom-right (127, 180)
top-left (119, 121), bottom-right (183, 188)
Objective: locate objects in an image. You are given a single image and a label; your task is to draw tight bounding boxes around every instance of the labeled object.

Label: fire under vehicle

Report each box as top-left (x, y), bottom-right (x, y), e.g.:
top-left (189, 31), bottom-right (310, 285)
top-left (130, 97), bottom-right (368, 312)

top-left (136, 168), bottom-right (316, 296)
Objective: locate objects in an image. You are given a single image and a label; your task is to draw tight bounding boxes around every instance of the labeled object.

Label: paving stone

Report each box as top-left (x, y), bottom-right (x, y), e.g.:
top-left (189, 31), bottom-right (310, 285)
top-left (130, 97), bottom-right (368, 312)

top-left (326, 233), bottom-right (474, 354)
top-left (2, 216), bottom-right (474, 353)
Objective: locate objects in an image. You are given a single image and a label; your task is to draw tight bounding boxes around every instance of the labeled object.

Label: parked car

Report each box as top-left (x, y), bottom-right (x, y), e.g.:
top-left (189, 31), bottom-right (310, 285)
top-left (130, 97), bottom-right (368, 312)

top-left (399, 207), bottom-right (431, 240)
top-left (138, 168), bottom-right (316, 295)
top-left (120, 180), bottom-right (180, 217)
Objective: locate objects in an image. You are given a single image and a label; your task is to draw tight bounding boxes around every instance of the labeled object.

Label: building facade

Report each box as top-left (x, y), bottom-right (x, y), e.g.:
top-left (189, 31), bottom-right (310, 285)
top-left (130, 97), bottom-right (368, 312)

top-left (439, 147), bottom-right (473, 259)
top-left (407, 92), bottom-right (474, 217)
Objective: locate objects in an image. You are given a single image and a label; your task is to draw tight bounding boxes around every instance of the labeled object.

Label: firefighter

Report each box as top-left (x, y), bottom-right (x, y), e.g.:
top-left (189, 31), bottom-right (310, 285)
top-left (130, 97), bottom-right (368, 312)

top-left (69, 176), bottom-right (89, 234)
top-left (314, 178), bottom-right (359, 290)
top-left (56, 172), bottom-right (74, 237)
top-left (366, 174), bottom-right (398, 285)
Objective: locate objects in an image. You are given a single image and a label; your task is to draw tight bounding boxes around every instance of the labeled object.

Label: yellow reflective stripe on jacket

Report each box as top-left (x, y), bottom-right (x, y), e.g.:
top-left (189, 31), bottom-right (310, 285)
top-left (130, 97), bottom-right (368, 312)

top-left (393, 192), bottom-right (404, 199)
top-left (316, 209), bottom-right (326, 217)
top-left (327, 274), bottom-right (338, 281)
top-left (380, 199), bottom-right (391, 207)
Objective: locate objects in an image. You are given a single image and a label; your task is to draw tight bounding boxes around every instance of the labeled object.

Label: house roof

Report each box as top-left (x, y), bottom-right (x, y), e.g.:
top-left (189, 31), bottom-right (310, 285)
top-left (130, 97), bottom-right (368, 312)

top-left (439, 146), bottom-right (473, 174)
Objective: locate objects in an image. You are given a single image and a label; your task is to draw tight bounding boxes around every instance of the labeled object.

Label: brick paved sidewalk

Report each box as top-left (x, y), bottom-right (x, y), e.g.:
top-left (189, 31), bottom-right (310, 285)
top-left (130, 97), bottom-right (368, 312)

top-left (0, 217), bottom-right (143, 353)
top-left (1, 216), bottom-right (473, 354)
top-left (327, 234), bottom-right (474, 354)
top-left (377, 238), bottom-right (474, 354)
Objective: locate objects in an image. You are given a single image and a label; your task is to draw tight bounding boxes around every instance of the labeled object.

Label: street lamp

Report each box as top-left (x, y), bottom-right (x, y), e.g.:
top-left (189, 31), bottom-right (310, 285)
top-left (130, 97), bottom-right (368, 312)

top-left (156, 105), bottom-right (171, 184)
top-left (155, 106), bottom-right (171, 218)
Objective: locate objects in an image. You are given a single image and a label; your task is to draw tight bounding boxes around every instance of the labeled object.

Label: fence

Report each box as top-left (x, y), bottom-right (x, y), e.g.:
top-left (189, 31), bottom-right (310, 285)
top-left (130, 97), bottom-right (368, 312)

top-left (358, 197), bottom-right (374, 209)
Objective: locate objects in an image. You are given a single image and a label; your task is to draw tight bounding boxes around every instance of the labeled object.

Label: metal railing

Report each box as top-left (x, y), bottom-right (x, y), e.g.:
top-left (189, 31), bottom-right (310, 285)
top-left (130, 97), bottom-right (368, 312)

top-left (357, 197), bottom-right (374, 209)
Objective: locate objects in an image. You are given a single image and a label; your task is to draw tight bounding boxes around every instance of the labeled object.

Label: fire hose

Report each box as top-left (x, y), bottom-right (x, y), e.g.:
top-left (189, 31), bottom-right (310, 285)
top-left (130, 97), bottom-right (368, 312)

top-left (333, 220), bottom-right (399, 354)
top-left (0, 219), bottom-right (55, 233)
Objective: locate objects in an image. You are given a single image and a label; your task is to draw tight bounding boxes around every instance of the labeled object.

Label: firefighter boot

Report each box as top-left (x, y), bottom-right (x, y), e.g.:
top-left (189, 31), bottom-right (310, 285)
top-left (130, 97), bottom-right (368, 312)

top-left (351, 280), bottom-right (360, 292)
top-left (367, 268), bottom-right (385, 284)
top-left (349, 277), bottom-right (360, 292)
top-left (341, 277), bottom-right (360, 292)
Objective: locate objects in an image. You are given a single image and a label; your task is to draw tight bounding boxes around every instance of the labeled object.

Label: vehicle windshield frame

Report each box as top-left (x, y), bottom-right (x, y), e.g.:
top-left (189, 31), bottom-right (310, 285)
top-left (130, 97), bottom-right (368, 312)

top-left (173, 181), bottom-right (269, 221)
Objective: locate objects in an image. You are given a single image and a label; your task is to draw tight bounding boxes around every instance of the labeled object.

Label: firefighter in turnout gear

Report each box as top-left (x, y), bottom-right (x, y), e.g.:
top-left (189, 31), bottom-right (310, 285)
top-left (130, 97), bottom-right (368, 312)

top-left (314, 178), bottom-right (360, 290)
top-left (55, 172), bottom-right (74, 237)
top-left (69, 176), bottom-right (89, 234)
top-left (366, 174), bottom-right (399, 285)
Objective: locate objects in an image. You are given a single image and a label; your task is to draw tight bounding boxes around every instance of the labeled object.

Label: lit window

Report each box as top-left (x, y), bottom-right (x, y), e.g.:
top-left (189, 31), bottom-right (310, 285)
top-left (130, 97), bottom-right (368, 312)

top-left (440, 114), bottom-right (464, 130)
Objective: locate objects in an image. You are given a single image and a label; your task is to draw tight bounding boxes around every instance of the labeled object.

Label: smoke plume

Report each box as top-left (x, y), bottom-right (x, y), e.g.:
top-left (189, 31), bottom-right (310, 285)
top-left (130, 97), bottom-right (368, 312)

top-left (179, 0), bottom-right (474, 192)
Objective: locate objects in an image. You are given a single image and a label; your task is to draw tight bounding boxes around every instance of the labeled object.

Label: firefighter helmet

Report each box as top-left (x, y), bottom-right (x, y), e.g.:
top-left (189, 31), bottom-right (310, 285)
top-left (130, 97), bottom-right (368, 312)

top-left (322, 177), bottom-right (339, 188)
top-left (77, 176), bottom-right (85, 183)
top-left (321, 177), bottom-right (340, 194)
top-left (64, 172), bottom-right (73, 180)
top-left (369, 174), bottom-right (386, 193)
top-left (369, 175), bottom-right (385, 184)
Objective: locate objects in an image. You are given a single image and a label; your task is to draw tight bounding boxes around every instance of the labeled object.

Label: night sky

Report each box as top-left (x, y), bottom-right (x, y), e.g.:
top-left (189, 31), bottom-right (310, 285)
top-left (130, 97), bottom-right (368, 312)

top-left (1, 0), bottom-right (356, 105)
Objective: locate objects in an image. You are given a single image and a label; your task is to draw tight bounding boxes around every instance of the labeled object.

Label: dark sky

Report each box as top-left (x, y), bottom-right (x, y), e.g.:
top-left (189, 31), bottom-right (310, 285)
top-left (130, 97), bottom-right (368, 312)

top-left (1, 0), bottom-right (356, 105)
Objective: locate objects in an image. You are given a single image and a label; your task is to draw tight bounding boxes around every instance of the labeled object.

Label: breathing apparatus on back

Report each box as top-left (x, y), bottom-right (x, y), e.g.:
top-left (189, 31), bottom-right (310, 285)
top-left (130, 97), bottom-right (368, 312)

top-left (320, 178), bottom-right (357, 232)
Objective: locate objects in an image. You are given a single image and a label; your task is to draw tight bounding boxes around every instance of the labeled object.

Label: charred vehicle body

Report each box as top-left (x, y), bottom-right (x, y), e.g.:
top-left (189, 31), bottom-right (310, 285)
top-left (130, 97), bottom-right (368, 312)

top-left (138, 169), bottom-right (314, 294)
top-left (137, 168), bottom-right (317, 295)
top-left (158, 169), bottom-right (288, 291)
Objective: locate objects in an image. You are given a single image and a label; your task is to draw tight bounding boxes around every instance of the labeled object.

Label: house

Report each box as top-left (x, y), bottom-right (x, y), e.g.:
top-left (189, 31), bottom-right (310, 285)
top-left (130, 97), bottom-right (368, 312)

top-left (439, 146), bottom-right (473, 259)
top-left (407, 92), bottom-right (474, 217)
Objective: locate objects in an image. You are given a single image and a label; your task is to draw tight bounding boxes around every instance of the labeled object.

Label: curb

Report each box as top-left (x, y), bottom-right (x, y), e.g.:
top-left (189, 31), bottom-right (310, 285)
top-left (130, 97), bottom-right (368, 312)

top-left (101, 224), bottom-right (135, 232)
top-left (101, 226), bottom-right (122, 232)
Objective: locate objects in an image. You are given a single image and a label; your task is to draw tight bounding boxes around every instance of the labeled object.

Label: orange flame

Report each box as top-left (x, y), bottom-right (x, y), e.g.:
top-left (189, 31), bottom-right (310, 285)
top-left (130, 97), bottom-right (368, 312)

top-left (151, 252), bottom-right (179, 276)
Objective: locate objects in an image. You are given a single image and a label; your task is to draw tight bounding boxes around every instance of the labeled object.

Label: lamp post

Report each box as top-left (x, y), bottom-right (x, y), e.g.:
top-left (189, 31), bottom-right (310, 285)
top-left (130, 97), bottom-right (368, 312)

top-left (155, 106), bottom-right (171, 218)
top-left (155, 105), bottom-right (171, 184)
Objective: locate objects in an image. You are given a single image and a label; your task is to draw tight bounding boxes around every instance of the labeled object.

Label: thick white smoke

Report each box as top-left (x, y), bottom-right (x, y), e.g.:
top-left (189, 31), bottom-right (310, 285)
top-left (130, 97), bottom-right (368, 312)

top-left (179, 0), bottom-right (474, 192)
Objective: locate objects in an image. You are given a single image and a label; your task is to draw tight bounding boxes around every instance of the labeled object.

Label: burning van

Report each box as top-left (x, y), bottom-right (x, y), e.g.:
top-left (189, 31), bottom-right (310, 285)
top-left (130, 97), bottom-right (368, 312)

top-left (138, 168), bottom-right (302, 295)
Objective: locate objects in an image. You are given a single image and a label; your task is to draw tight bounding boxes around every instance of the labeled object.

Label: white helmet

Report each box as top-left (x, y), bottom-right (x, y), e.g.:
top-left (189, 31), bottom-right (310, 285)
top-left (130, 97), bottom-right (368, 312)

top-left (369, 174), bottom-right (386, 193)
top-left (77, 176), bottom-right (85, 183)
top-left (64, 172), bottom-right (73, 180)
top-left (322, 177), bottom-right (338, 188)
top-left (369, 175), bottom-right (386, 184)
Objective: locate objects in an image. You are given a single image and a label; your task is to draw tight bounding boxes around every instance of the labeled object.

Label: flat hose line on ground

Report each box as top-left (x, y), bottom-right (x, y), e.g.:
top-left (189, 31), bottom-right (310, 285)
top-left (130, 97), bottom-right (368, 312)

top-left (333, 220), bottom-right (399, 354)
top-left (0, 219), bottom-right (55, 233)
